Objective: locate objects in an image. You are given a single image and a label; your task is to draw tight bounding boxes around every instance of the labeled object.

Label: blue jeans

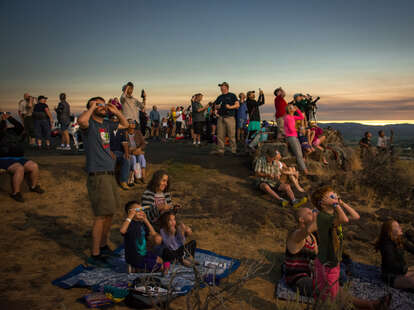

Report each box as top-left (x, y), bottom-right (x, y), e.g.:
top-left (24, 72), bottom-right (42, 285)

top-left (113, 151), bottom-right (129, 183)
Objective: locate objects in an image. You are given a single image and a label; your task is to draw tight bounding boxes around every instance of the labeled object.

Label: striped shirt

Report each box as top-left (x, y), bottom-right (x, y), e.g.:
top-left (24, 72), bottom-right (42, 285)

top-left (141, 190), bottom-right (172, 224)
top-left (254, 156), bottom-right (280, 187)
top-left (285, 234), bottom-right (317, 285)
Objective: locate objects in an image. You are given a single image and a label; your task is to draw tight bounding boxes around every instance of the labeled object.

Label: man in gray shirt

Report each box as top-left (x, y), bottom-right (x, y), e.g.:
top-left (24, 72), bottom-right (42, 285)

top-left (78, 96), bottom-right (129, 267)
top-left (120, 82), bottom-right (146, 125)
top-left (56, 93), bottom-right (71, 150)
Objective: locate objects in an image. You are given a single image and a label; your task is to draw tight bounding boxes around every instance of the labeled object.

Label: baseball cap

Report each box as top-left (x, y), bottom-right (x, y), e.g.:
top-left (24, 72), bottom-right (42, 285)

top-left (293, 93), bottom-right (303, 99)
top-left (38, 95), bottom-right (48, 100)
top-left (218, 82), bottom-right (229, 87)
top-left (246, 90), bottom-right (255, 96)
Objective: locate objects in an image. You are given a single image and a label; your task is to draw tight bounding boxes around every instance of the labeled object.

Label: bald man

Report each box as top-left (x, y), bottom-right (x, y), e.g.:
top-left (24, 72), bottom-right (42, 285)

top-left (18, 93), bottom-right (36, 146)
top-left (284, 207), bottom-right (318, 297)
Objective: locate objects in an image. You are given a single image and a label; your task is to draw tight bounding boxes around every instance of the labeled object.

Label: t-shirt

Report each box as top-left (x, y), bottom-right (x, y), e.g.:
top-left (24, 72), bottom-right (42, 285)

top-left (247, 94), bottom-right (265, 122)
top-left (214, 93), bottom-right (238, 117)
top-left (192, 101), bottom-right (205, 122)
top-left (18, 99), bottom-right (34, 117)
top-left (359, 137), bottom-right (371, 147)
top-left (377, 136), bottom-right (389, 148)
top-left (32, 103), bottom-right (49, 120)
top-left (275, 95), bottom-right (287, 119)
top-left (82, 118), bottom-right (117, 173)
top-left (254, 156), bottom-right (280, 187)
top-left (311, 126), bottom-right (323, 139)
top-left (317, 211), bottom-right (343, 266)
top-left (109, 126), bottom-right (127, 152)
top-left (123, 220), bottom-right (149, 266)
top-left (149, 110), bottom-right (160, 122)
top-left (176, 111), bottom-right (183, 122)
top-left (120, 93), bottom-right (144, 124)
top-left (160, 228), bottom-right (185, 251)
top-left (57, 101), bottom-right (71, 123)
top-left (141, 190), bottom-right (172, 224)
top-left (294, 99), bottom-right (308, 113)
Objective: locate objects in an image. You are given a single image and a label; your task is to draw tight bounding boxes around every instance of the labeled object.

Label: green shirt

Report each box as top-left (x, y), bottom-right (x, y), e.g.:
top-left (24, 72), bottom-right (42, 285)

top-left (294, 99), bottom-right (308, 113)
top-left (317, 211), bottom-right (343, 266)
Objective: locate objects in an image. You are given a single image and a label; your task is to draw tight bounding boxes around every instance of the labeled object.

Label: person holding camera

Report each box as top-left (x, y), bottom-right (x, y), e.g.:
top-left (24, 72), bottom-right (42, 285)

top-left (120, 82), bottom-right (146, 125)
top-left (0, 112), bottom-right (45, 202)
top-left (274, 87), bottom-right (287, 138)
top-left (18, 93), bottom-right (36, 147)
top-left (55, 93), bottom-right (71, 150)
top-left (150, 105), bottom-right (161, 140)
top-left (246, 89), bottom-right (265, 139)
top-left (191, 93), bottom-right (208, 145)
top-left (211, 82), bottom-right (240, 155)
top-left (78, 97), bottom-right (129, 267)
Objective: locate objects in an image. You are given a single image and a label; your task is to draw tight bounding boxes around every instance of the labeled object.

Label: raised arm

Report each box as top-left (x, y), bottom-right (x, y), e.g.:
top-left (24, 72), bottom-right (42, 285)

top-left (339, 199), bottom-right (360, 221)
top-left (78, 101), bottom-right (97, 129)
top-left (333, 205), bottom-right (349, 225)
top-left (293, 108), bottom-right (304, 121)
top-left (107, 103), bottom-right (129, 129)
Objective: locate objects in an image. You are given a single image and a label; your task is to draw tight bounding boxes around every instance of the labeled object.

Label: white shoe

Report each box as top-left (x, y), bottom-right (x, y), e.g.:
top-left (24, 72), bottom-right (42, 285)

top-left (64, 145), bottom-right (71, 150)
top-left (193, 141), bottom-right (196, 145)
top-left (56, 145), bottom-right (64, 150)
top-left (197, 141), bottom-right (200, 145)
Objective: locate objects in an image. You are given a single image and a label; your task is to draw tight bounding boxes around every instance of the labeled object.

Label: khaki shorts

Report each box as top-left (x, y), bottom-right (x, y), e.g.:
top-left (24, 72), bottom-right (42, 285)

top-left (87, 174), bottom-right (120, 216)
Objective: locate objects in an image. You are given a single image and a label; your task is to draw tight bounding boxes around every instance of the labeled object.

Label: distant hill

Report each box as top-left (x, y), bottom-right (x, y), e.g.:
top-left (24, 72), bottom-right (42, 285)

top-left (319, 123), bottom-right (414, 146)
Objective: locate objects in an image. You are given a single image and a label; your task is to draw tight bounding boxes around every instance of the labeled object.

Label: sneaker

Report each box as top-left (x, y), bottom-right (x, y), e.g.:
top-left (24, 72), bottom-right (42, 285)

top-left (197, 141), bottom-right (201, 145)
top-left (10, 192), bottom-right (24, 203)
top-left (86, 255), bottom-right (111, 268)
top-left (56, 145), bottom-right (64, 150)
top-left (120, 182), bottom-right (130, 190)
top-left (63, 145), bottom-right (71, 151)
top-left (193, 141), bottom-right (196, 145)
top-left (30, 185), bottom-right (45, 194)
top-left (292, 197), bottom-right (308, 208)
top-left (280, 199), bottom-right (289, 207)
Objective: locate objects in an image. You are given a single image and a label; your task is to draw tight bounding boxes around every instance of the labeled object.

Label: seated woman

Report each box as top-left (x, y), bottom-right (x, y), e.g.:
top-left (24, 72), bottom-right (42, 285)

top-left (375, 220), bottom-right (414, 289)
top-left (126, 119), bottom-right (147, 184)
top-left (274, 150), bottom-right (305, 193)
top-left (309, 123), bottom-right (328, 165)
top-left (141, 170), bottom-right (176, 228)
top-left (120, 200), bottom-right (163, 273)
top-left (160, 211), bottom-right (196, 267)
top-left (298, 127), bottom-right (315, 157)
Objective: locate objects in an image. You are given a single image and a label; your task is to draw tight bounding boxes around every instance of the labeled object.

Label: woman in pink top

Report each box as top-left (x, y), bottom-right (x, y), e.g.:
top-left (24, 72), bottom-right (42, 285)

top-left (284, 104), bottom-right (308, 173)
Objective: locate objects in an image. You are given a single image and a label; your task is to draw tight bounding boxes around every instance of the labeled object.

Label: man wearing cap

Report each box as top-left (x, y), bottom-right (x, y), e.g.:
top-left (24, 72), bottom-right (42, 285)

top-left (294, 94), bottom-right (308, 127)
top-left (211, 82), bottom-right (239, 155)
top-left (78, 97), bottom-right (129, 267)
top-left (32, 96), bottom-right (53, 150)
top-left (274, 87), bottom-right (287, 138)
top-left (120, 82), bottom-right (146, 125)
top-left (18, 93), bottom-right (36, 146)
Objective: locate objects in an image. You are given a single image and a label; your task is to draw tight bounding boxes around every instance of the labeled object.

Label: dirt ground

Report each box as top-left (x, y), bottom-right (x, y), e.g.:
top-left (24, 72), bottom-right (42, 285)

top-left (0, 141), bottom-right (413, 310)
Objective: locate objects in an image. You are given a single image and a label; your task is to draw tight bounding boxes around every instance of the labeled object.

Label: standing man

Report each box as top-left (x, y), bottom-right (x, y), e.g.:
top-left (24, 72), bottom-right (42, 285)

top-left (274, 87), bottom-right (287, 138)
top-left (56, 93), bottom-right (71, 150)
top-left (32, 96), bottom-right (53, 150)
top-left (149, 105), bottom-right (161, 140)
top-left (120, 82), bottom-right (146, 125)
top-left (236, 93), bottom-right (248, 144)
top-left (18, 93), bottom-right (36, 147)
top-left (211, 82), bottom-right (239, 155)
top-left (78, 97), bottom-right (129, 267)
top-left (139, 107), bottom-right (148, 137)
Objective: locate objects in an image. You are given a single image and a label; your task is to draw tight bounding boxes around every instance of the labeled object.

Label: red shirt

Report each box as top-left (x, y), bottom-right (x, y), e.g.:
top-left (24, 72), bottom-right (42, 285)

top-left (275, 95), bottom-right (287, 119)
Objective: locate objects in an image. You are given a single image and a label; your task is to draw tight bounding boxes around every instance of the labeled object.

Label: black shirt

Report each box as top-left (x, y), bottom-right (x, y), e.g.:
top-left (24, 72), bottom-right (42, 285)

top-left (214, 93), bottom-right (238, 117)
top-left (359, 137), bottom-right (371, 147)
top-left (123, 220), bottom-right (149, 267)
top-left (109, 127), bottom-right (127, 152)
top-left (247, 94), bottom-right (265, 122)
top-left (0, 116), bottom-right (25, 157)
top-left (33, 103), bottom-right (49, 120)
top-left (379, 238), bottom-right (414, 276)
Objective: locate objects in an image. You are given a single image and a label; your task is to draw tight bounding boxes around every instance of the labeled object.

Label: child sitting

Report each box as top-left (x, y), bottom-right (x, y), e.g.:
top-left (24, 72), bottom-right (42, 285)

top-left (274, 150), bottom-right (305, 193)
top-left (120, 200), bottom-right (163, 273)
top-left (159, 211), bottom-right (196, 267)
top-left (298, 127), bottom-right (314, 156)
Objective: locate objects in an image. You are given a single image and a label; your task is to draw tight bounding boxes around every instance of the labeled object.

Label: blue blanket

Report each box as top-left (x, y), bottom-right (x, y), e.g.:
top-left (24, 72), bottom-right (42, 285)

top-left (53, 247), bottom-right (240, 298)
top-left (276, 262), bottom-right (414, 310)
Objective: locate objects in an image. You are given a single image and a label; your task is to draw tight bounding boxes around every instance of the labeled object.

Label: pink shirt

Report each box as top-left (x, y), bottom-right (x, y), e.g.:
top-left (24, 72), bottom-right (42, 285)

top-left (284, 109), bottom-right (304, 137)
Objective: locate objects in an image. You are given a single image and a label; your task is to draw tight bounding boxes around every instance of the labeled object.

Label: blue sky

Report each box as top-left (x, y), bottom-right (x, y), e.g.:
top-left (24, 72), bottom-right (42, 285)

top-left (1, 0), bottom-right (413, 120)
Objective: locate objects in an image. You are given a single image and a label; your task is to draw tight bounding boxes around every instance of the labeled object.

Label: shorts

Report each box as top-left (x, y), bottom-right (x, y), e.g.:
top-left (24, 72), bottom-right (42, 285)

top-left (255, 179), bottom-right (280, 191)
top-left (23, 116), bottom-right (35, 137)
top-left (59, 120), bottom-right (70, 131)
top-left (87, 174), bottom-right (120, 216)
top-left (193, 121), bottom-right (204, 135)
top-left (152, 120), bottom-right (160, 128)
top-left (301, 143), bottom-right (313, 150)
top-left (0, 157), bottom-right (29, 169)
top-left (248, 121), bottom-right (261, 132)
top-left (237, 118), bottom-right (247, 129)
top-left (34, 119), bottom-right (51, 140)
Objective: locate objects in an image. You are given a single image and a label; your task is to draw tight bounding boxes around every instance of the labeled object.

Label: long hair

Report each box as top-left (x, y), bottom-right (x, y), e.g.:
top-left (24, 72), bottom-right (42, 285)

top-left (146, 170), bottom-right (170, 193)
top-left (59, 93), bottom-right (66, 101)
top-left (160, 211), bottom-right (175, 233)
top-left (375, 220), bottom-right (403, 251)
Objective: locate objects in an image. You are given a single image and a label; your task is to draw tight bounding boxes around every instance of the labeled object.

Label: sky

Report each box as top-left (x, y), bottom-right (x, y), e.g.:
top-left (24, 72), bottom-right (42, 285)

top-left (1, 0), bottom-right (414, 121)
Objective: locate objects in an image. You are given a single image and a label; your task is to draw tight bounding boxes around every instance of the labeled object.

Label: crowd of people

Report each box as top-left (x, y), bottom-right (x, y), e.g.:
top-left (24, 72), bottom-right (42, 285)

top-left (0, 80), bottom-right (412, 308)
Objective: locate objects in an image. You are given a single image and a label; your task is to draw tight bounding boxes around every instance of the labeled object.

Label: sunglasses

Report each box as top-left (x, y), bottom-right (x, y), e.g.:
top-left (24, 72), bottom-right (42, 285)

top-left (97, 103), bottom-right (106, 107)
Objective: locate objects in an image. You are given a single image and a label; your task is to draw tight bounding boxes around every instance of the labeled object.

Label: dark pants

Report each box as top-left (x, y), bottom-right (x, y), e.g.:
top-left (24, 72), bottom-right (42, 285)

top-left (176, 121), bottom-right (182, 135)
top-left (34, 119), bottom-right (51, 141)
top-left (114, 151), bottom-right (129, 183)
top-left (162, 240), bottom-right (196, 263)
